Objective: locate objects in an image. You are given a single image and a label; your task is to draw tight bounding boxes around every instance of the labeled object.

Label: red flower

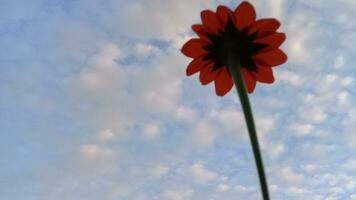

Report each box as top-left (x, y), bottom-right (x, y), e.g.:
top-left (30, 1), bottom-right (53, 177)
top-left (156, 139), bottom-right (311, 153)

top-left (181, 1), bottom-right (287, 96)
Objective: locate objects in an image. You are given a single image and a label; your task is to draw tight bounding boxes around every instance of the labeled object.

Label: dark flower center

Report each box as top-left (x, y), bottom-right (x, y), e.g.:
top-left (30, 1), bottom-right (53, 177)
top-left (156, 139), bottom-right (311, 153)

top-left (203, 17), bottom-right (267, 72)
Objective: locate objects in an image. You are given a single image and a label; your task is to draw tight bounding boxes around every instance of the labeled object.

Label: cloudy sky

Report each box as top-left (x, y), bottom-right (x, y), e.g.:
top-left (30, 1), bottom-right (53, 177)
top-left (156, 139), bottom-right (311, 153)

top-left (1, 0), bottom-right (356, 199)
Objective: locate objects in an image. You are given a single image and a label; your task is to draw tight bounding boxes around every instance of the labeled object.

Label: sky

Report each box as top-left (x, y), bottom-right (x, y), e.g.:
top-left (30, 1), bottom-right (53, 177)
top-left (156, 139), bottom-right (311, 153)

top-left (1, 0), bottom-right (356, 199)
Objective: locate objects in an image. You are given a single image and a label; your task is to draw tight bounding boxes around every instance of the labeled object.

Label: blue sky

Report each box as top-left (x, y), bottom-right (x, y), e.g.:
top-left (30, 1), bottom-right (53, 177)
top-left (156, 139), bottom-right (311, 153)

top-left (1, 0), bottom-right (356, 199)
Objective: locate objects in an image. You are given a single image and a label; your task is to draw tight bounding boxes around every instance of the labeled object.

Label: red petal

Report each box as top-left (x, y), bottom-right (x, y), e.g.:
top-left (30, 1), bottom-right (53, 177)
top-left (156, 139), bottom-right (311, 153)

top-left (248, 18), bottom-right (280, 35)
top-left (199, 63), bottom-right (220, 85)
top-left (181, 39), bottom-right (208, 58)
top-left (252, 65), bottom-right (275, 83)
top-left (241, 68), bottom-right (256, 93)
top-left (191, 24), bottom-right (210, 41)
top-left (216, 5), bottom-right (233, 30)
top-left (254, 49), bottom-right (288, 66)
top-left (234, 1), bottom-right (256, 30)
top-left (214, 67), bottom-right (234, 96)
top-left (254, 32), bottom-right (286, 50)
top-left (201, 10), bottom-right (219, 35)
top-left (186, 57), bottom-right (210, 76)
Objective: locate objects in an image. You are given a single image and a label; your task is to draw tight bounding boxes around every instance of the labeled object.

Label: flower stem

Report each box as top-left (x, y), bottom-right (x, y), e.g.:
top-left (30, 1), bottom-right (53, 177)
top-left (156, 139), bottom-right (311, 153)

top-left (227, 55), bottom-right (270, 200)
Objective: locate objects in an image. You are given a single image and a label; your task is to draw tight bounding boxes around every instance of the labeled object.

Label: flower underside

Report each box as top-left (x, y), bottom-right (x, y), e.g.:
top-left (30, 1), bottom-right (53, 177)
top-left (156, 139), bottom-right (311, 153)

top-left (203, 18), bottom-right (268, 72)
top-left (181, 2), bottom-right (288, 96)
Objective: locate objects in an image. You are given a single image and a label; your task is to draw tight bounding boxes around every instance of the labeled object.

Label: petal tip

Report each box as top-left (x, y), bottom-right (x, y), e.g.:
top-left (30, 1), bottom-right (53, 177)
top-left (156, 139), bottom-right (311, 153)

top-left (181, 39), bottom-right (208, 58)
top-left (234, 1), bottom-right (256, 29)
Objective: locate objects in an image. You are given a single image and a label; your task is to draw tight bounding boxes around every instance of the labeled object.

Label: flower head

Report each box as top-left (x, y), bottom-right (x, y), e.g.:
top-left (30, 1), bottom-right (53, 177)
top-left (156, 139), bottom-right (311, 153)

top-left (181, 1), bottom-right (287, 96)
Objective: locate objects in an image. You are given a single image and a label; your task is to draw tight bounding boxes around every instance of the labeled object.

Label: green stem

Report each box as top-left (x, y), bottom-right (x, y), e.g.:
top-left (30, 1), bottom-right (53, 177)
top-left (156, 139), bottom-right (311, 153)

top-left (227, 55), bottom-right (270, 200)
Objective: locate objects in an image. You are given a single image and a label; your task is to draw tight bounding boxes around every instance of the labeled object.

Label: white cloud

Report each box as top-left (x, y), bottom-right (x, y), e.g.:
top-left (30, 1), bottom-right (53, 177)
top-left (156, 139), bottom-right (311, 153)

top-left (138, 53), bottom-right (183, 114)
top-left (190, 163), bottom-right (217, 183)
top-left (91, 44), bottom-right (123, 66)
top-left (233, 185), bottom-right (253, 193)
top-left (98, 129), bottom-right (115, 141)
top-left (303, 93), bottom-right (316, 104)
top-left (300, 143), bottom-right (336, 158)
top-left (142, 123), bottom-right (161, 139)
top-left (206, 109), bottom-right (275, 145)
top-left (270, 184), bottom-right (279, 192)
top-left (284, 8), bottom-right (315, 64)
top-left (299, 107), bottom-right (327, 124)
top-left (111, 184), bottom-right (134, 198)
top-left (210, 109), bottom-right (245, 134)
top-left (337, 91), bottom-right (349, 104)
top-left (190, 120), bottom-right (216, 148)
top-left (256, 116), bottom-right (275, 138)
top-left (290, 123), bottom-right (314, 136)
top-left (311, 173), bottom-right (356, 191)
top-left (116, 0), bottom-right (213, 40)
top-left (347, 180), bottom-right (356, 190)
top-left (288, 186), bottom-right (310, 195)
top-left (276, 70), bottom-right (303, 86)
top-left (340, 76), bottom-right (353, 86)
top-left (163, 190), bottom-right (194, 200)
top-left (217, 184), bottom-right (230, 192)
top-left (69, 43), bottom-right (135, 139)
top-left (175, 106), bottom-right (197, 122)
top-left (270, 143), bottom-right (285, 157)
top-left (351, 194), bottom-right (356, 200)
top-left (281, 167), bottom-right (304, 183)
top-left (79, 144), bottom-right (113, 160)
top-left (301, 164), bottom-right (318, 173)
top-left (267, 0), bottom-right (283, 18)
top-left (250, 115), bottom-right (276, 147)
top-left (71, 41), bottom-right (186, 140)
top-left (334, 55), bottom-right (345, 69)
top-left (79, 44), bottom-right (124, 94)
top-left (135, 42), bottom-right (160, 57)
top-left (289, 38), bottom-right (305, 61)
top-left (324, 74), bottom-right (338, 84)
top-left (147, 165), bottom-right (169, 177)
top-left (342, 159), bottom-right (356, 172)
